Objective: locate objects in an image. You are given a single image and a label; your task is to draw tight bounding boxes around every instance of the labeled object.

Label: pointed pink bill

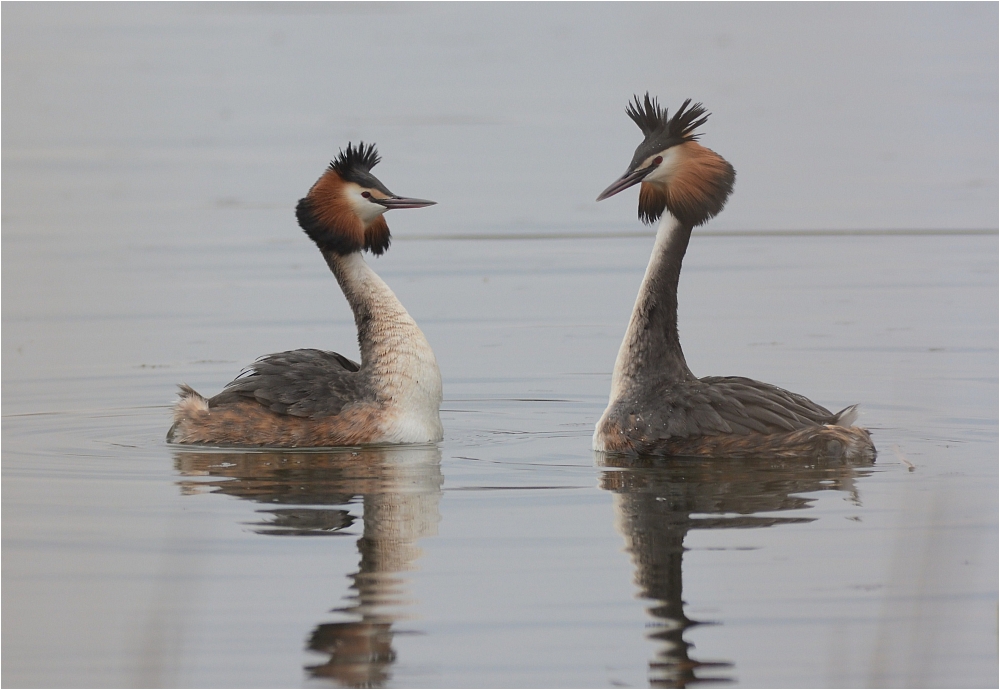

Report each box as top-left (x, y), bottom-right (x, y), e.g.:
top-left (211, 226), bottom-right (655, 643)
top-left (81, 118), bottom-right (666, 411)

top-left (596, 164), bottom-right (655, 201)
top-left (376, 196), bottom-right (436, 210)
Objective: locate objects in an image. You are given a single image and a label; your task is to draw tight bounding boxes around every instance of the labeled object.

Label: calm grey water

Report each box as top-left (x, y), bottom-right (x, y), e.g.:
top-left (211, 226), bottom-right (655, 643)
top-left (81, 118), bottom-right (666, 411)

top-left (3, 4), bottom-right (997, 688)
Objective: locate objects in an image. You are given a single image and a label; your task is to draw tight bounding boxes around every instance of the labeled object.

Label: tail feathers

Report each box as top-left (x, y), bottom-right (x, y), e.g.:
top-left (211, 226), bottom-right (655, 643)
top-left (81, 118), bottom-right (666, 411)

top-left (177, 383), bottom-right (202, 399)
top-left (833, 404), bottom-right (860, 428)
top-left (167, 384), bottom-right (210, 442)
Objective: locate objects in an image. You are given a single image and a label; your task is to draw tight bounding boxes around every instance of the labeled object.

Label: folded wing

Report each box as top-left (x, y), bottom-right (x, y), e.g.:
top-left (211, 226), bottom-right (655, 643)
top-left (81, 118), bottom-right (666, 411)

top-left (209, 348), bottom-right (370, 418)
top-left (645, 376), bottom-right (838, 440)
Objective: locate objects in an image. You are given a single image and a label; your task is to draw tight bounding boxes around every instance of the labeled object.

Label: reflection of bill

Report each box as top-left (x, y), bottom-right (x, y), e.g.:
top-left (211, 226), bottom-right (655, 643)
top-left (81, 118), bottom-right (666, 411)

top-left (174, 446), bottom-right (442, 687)
top-left (597, 452), bottom-right (874, 688)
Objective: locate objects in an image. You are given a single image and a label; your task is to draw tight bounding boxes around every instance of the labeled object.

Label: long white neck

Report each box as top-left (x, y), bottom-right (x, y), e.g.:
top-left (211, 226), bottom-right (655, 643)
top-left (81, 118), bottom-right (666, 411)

top-left (327, 253), bottom-right (420, 363)
top-left (324, 251), bottom-right (443, 440)
top-left (608, 212), bottom-right (694, 403)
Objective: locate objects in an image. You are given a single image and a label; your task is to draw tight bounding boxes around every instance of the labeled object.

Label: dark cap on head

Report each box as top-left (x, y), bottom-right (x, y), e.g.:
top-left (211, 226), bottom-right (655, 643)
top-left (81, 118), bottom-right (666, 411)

top-left (625, 94), bottom-right (710, 172)
top-left (328, 142), bottom-right (393, 196)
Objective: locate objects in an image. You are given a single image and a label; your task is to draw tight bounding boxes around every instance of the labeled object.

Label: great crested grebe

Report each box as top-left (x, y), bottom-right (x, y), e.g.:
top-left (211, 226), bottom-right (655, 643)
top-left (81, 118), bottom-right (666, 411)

top-left (168, 143), bottom-right (443, 447)
top-left (593, 94), bottom-right (875, 461)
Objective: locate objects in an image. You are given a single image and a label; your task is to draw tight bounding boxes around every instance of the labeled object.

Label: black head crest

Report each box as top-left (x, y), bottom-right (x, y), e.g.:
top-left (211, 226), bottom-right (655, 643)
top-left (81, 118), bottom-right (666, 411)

top-left (327, 142), bottom-right (393, 195)
top-left (329, 142), bottom-right (381, 180)
top-left (625, 95), bottom-right (710, 173)
top-left (625, 93), bottom-right (669, 136)
top-left (626, 94), bottom-right (709, 141)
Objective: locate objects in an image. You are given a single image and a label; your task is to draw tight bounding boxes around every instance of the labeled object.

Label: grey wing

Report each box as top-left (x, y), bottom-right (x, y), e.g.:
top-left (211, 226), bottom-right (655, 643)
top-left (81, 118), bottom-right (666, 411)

top-left (655, 376), bottom-right (836, 438)
top-left (209, 349), bottom-right (369, 418)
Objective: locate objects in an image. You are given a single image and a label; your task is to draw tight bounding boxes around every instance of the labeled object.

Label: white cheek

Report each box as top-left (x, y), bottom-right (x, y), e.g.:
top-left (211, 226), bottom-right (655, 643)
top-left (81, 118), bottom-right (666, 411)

top-left (358, 198), bottom-right (388, 224)
top-left (642, 147), bottom-right (682, 184)
top-left (345, 186), bottom-right (388, 223)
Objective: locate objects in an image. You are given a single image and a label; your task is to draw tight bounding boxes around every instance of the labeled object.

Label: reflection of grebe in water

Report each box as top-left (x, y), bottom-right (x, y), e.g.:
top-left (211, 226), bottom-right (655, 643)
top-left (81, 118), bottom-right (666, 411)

top-left (598, 452), bottom-right (874, 687)
top-left (168, 143), bottom-right (442, 447)
top-left (593, 95), bottom-right (876, 462)
top-left (174, 446), bottom-right (442, 687)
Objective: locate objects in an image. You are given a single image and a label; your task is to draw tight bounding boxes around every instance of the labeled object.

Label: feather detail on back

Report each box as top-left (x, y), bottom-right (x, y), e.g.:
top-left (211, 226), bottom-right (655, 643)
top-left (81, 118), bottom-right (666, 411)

top-left (211, 349), bottom-right (367, 418)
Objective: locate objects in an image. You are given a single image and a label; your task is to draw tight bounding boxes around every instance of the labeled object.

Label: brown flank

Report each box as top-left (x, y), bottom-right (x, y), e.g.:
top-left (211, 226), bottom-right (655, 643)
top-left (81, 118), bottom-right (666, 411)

top-left (171, 398), bottom-right (386, 447)
top-left (605, 424), bottom-right (875, 462)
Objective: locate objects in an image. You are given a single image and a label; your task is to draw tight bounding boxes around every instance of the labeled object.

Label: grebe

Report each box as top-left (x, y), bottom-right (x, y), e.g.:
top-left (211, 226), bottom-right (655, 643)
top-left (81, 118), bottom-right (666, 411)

top-left (593, 94), bottom-right (875, 461)
top-left (168, 143), bottom-right (443, 447)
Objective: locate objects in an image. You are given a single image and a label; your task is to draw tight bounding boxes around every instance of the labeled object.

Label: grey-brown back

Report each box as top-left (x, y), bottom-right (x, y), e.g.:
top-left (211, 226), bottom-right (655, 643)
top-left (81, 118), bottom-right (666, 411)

top-left (210, 348), bottom-right (373, 419)
top-left (611, 375), bottom-right (839, 443)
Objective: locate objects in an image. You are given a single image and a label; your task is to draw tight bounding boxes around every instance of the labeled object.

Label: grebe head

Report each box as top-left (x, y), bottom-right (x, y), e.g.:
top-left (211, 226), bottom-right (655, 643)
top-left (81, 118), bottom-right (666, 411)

top-left (597, 94), bottom-right (735, 227)
top-left (296, 142), bottom-right (436, 256)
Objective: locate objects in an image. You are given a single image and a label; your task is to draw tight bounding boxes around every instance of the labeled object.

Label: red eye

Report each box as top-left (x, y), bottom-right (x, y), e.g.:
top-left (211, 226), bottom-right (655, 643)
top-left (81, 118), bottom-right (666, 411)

top-left (653, 156), bottom-right (663, 165)
top-left (361, 191), bottom-right (371, 199)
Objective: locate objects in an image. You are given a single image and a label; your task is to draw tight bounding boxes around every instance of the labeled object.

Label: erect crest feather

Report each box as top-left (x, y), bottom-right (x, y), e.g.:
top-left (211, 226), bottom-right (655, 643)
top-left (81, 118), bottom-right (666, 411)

top-left (329, 141), bottom-right (381, 178)
top-left (626, 93), bottom-right (710, 142)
